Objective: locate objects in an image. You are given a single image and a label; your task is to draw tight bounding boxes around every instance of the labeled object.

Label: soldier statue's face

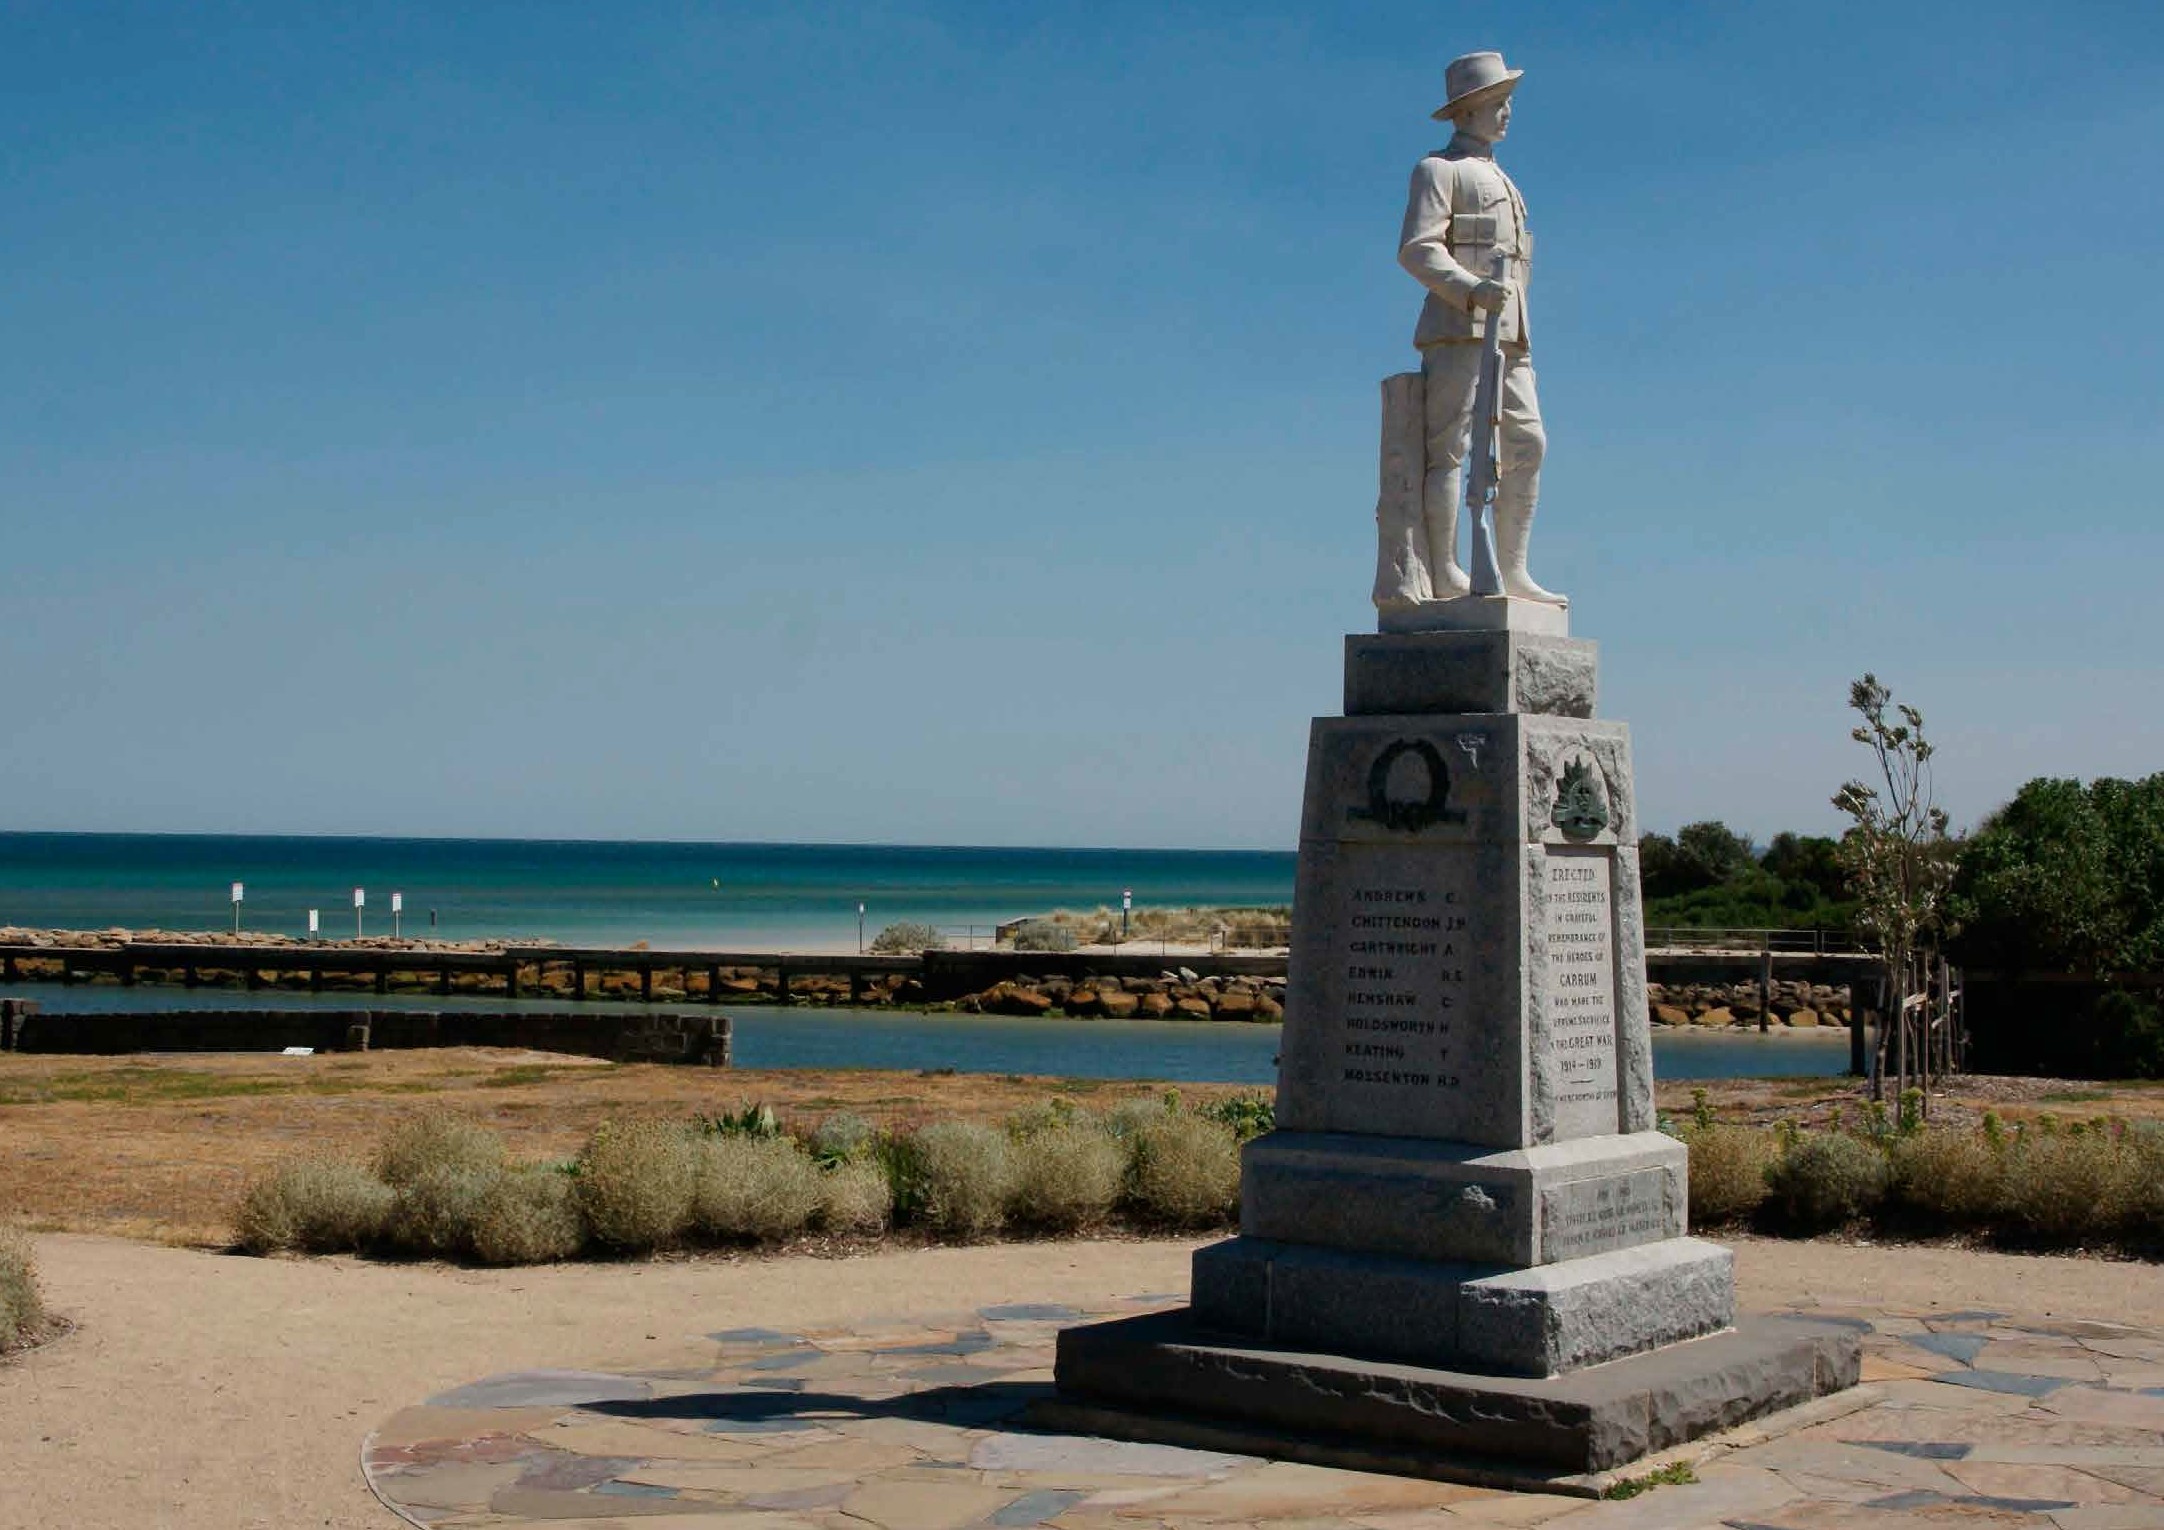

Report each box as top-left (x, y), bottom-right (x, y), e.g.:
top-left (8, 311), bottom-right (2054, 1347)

top-left (1455, 93), bottom-right (1511, 143)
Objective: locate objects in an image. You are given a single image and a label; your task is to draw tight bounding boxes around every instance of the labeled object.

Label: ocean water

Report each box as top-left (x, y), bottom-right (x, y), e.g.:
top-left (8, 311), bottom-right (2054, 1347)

top-left (2, 984), bottom-right (1849, 1082)
top-left (0, 832), bottom-right (1294, 952)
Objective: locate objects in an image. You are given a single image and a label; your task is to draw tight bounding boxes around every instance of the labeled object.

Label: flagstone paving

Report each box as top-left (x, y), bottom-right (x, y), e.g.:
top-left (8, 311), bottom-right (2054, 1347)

top-left (365, 1297), bottom-right (2164, 1529)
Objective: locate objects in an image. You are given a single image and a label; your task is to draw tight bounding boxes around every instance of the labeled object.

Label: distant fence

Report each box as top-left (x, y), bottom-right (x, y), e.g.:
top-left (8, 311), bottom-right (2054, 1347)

top-left (1645, 928), bottom-right (1870, 956)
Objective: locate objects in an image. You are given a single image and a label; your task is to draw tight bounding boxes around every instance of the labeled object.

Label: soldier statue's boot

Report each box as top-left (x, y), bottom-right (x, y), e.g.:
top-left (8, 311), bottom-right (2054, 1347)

top-left (1420, 467), bottom-right (1473, 598)
top-left (1493, 503), bottom-right (1567, 606)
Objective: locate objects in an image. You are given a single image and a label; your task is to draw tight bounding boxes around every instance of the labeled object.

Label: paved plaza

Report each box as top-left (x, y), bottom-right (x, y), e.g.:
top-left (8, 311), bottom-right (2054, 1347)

top-left (366, 1296), bottom-right (2164, 1530)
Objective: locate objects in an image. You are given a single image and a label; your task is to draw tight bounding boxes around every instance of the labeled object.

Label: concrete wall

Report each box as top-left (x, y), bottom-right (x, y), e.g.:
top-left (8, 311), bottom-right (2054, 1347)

top-left (0, 1000), bottom-right (729, 1065)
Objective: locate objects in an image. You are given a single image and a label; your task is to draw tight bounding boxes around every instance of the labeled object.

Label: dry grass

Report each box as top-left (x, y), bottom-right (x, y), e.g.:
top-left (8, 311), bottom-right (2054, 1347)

top-left (0, 1223), bottom-right (43, 1348)
top-left (2002, 1131), bottom-right (2134, 1240)
top-left (907, 1122), bottom-right (1013, 1236)
top-left (692, 1137), bottom-right (823, 1242)
top-left (817, 1159), bottom-right (892, 1235)
top-left (374, 1108), bottom-right (505, 1188)
top-left (0, 1048), bottom-right (1257, 1246)
top-left (1681, 1124), bottom-right (1773, 1224)
top-left (470, 1166), bottom-right (585, 1265)
top-left (1034, 905), bottom-right (1291, 948)
top-left (574, 1119), bottom-right (698, 1252)
top-left (1765, 1132), bottom-right (1888, 1230)
top-left (1888, 1130), bottom-right (2005, 1223)
top-left (386, 1164), bottom-right (499, 1257)
top-left (1128, 1112), bottom-right (1241, 1228)
top-left (1009, 1120), bottom-right (1125, 1232)
top-left (231, 1156), bottom-right (393, 1254)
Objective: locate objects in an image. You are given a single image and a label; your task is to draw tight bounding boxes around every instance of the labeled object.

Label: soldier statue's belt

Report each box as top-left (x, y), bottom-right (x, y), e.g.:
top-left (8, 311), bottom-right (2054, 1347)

top-left (1447, 214), bottom-right (1533, 263)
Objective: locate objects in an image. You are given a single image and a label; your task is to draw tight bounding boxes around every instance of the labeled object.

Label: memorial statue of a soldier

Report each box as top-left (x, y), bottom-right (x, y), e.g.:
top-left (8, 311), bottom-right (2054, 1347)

top-left (1375, 50), bottom-right (1566, 621)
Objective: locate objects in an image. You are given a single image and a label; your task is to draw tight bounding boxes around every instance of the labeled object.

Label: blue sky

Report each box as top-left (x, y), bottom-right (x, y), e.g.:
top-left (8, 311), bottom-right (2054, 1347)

top-left (3, 1), bottom-right (2159, 849)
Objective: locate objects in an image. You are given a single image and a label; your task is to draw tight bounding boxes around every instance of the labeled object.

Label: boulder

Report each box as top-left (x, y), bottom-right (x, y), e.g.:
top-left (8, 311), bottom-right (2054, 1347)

top-left (1066, 987), bottom-right (1102, 1017)
top-left (1254, 993), bottom-right (1284, 1022)
top-left (1140, 993), bottom-right (1175, 1019)
top-left (1692, 1006), bottom-right (1736, 1027)
top-left (1786, 1008), bottom-right (1821, 1027)
top-left (1214, 991), bottom-right (1258, 1021)
top-left (1098, 991), bottom-right (1141, 1019)
top-left (1173, 997), bottom-right (1214, 1021)
top-left (1652, 1004), bottom-right (1691, 1027)
top-left (991, 984), bottom-right (1054, 1017)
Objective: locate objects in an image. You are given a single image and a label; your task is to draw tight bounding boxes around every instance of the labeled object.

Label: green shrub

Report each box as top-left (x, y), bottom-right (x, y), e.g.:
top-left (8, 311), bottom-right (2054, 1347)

top-left (233, 1155), bottom-right (395, 1254)
top-left (1129, 1112), bottom-right (1242, 1227)
top-left (870, 921), bottom-right (947, 954)
top-left (696, 1102), bottom-right (781, 1140)
top-left (2002, 1131), bottom-right (2132, 1241)
top-left (907, 1122), bottom-right (1013, 1236)
top-left (818, 1158), bottom-right (893, 1235)
top-left (693, 1136), bottom-right (823, 1241)
top-left (1198, 1092), bottom-right (1276, 1141)
top-left (471, 1166), bottom-right (587, 1265)
top-left (374, 1108), bottom-right (505, 1189)
top-left (575, 1119), bottom-right (699, 1251)
top-left (1682, 1124), bottom-right (1772, 1223)
top-left (1887, 1128), bottom-right (2004, 1226)
top-left (0, 1224), bottom-right (44, 1349)
top-left (1009, 919), bottom-right (1079, 953)
top-left (1010, 1121), bottom-right (1125, 1231)
top-left (811, 1113), bottom-right (876, 1164)
top-left (1766, 1132), bottom-right (1888, 1230)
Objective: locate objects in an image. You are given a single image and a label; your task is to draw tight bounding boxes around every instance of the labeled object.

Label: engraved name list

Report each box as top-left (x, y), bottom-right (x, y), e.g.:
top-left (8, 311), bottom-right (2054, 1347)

top-left (1328, 847), bottom-right (1471, 1128)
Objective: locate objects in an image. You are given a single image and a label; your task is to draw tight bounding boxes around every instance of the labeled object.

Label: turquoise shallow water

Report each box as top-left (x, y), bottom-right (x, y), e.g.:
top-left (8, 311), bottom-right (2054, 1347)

top-left (0, 832), bottom-right (1294, 950)
top-left (4, 985), bottom-right (1848, 1081)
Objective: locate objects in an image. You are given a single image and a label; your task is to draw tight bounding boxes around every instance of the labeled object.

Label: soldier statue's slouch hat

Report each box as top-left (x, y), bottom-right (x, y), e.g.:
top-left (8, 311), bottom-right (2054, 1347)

top-left (1431, 50), bottom-right (1522, 121)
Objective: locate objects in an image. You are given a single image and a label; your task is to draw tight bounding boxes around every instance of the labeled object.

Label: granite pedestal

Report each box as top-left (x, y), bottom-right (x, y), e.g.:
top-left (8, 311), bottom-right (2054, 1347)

top-left (1053, 616), bottom-right (1859, 1470)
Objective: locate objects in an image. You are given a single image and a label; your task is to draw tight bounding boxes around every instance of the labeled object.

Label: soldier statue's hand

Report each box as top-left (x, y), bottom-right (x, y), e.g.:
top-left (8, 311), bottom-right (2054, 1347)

top-left (1468, 279), bottom-right (1512, 313)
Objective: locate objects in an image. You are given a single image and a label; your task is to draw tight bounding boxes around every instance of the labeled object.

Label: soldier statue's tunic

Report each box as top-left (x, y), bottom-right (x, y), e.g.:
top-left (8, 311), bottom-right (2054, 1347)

top-left (1377, 50), bottom-right (1564, 615)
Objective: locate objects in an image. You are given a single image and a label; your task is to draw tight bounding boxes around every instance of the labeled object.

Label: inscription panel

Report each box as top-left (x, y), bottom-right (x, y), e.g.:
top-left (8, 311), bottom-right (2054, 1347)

top-left (1310, 841), bottom-right (1483, 1140)
top-left (1539, 1168), bottom-right (1675, 1262)
top-left (1544, 847), bottom-right (1621, 1139)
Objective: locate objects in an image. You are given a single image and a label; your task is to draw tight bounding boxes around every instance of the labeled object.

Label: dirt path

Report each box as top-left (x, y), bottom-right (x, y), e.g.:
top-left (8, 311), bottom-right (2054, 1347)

top-left (6, 1233), bottom-right (2164, 1530)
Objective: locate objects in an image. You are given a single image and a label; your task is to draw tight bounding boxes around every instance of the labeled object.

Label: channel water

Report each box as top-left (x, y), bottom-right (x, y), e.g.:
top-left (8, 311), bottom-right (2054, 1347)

top-left (3, 985), bottom-right (1845, 1083)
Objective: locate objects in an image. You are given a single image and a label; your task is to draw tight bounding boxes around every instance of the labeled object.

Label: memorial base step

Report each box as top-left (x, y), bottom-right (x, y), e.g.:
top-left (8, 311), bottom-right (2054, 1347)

top-left (1239, 1129), bottom-right (1686, 1268)
top-left (1192, 1234), bottom-right (1736, 1377)
top-left (1051, 1306), bottom-right (1860, 1479)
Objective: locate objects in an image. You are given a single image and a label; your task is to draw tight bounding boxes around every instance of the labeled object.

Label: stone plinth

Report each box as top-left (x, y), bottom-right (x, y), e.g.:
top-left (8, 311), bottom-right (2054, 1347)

top-left (1054, 628), bottom-right (1855, 1471)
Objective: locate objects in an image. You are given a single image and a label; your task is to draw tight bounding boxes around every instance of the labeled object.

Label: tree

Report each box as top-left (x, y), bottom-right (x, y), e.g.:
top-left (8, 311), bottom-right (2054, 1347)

top-left (1761, 832), bottom-right (1847, 905)
top-left (1675, 821), bottom-right (1756, 888)
top-left (1951, 774), bottom-right (2164, 978)
top-left (1832, 674), bottom-right (1955, 1100)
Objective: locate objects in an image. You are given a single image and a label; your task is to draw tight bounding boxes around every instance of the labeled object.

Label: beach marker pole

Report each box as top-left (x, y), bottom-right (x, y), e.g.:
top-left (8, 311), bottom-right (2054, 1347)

top-left (231, 882), bottom-right (244, 934)
top-left (1122, 888), bottom-right (1132, 943)
top-left (308, 909), bottom-right (319, 941)
top-left (353, 887), bottom-right (365, 939)
top-left (857, 902), bottom-right (866, 954)
top-left (392, 892), bottom-right (403, 941)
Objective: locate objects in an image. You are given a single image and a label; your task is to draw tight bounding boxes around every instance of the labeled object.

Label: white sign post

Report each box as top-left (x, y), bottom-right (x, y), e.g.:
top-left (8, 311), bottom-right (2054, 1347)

top-left (230, 881), bottom-right (244, 935)
top-left (1122, 887), bottom-right (1133, 941)
top-left (857, 901), bottom-right (866, 955)
top-left (391, 892), bottom-right (404, 941)
top-left (308, 908), bottom-right (320, 941)
top-left (353, 887), bottom-right (366, 939)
